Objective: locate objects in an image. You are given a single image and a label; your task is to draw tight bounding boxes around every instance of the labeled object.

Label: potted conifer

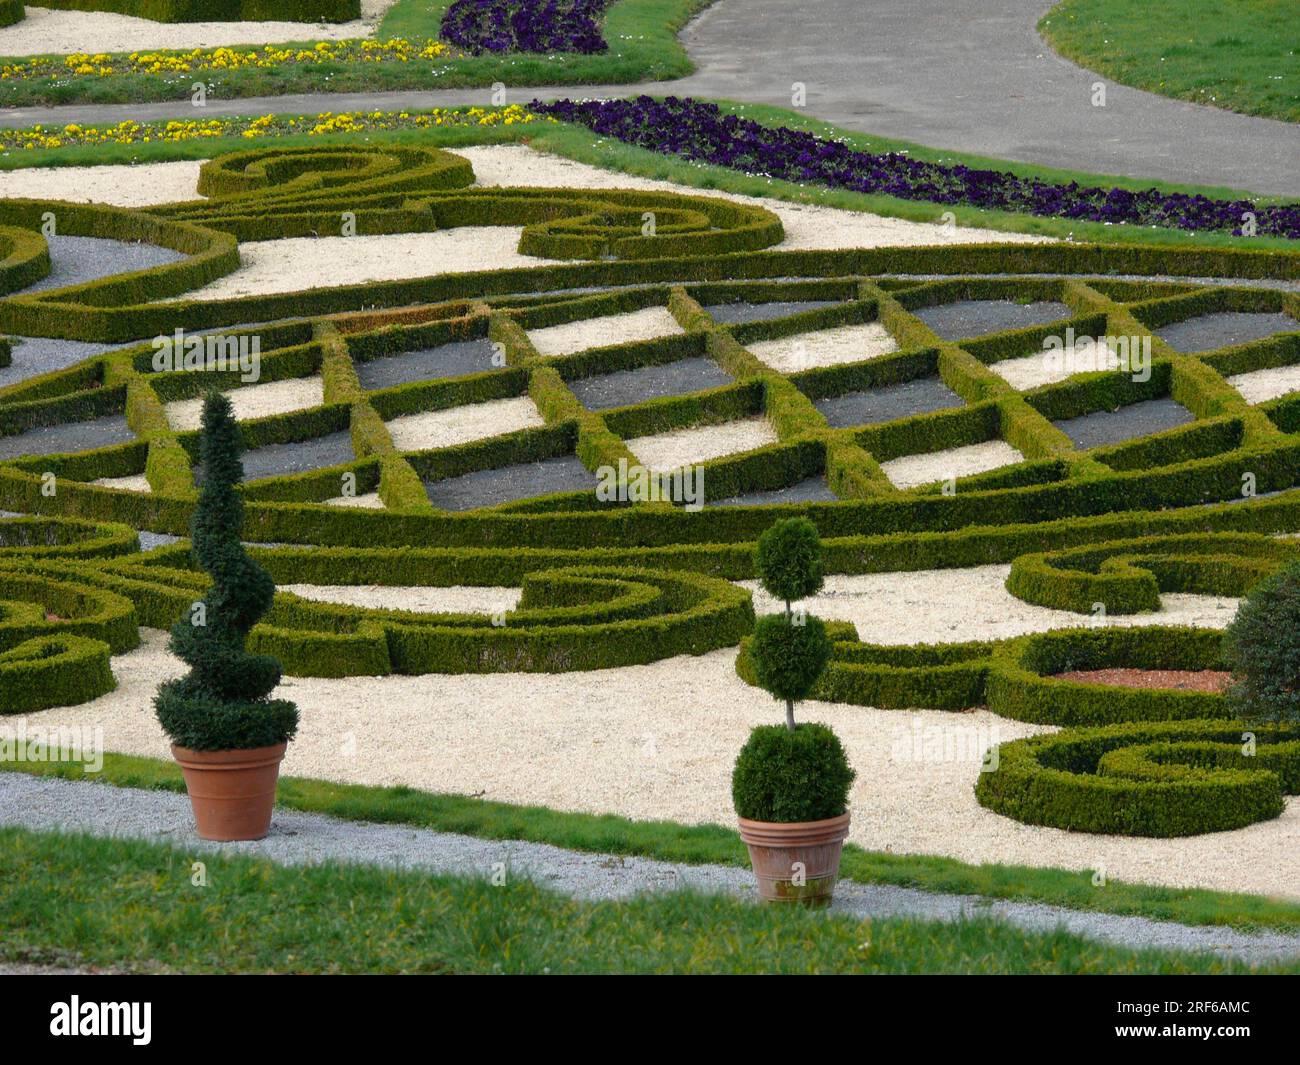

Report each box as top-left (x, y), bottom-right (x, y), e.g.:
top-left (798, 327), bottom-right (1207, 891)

top-left (732, 517), bottom-right (855, 906)
top-left (154, 393), bottom-right (299, 841)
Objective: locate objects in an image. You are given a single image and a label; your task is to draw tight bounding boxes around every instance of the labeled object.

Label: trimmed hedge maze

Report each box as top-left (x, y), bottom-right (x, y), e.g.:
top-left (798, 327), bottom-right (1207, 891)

top-left (1, 143), bottom-right (1299, 838)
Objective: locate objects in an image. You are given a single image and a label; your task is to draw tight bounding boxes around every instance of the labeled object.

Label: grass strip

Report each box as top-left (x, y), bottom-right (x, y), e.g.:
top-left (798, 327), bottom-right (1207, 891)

top-left (0, 825), bottom-right (1288, 973)
top-left (5, 751), bottom-right (1300, 933)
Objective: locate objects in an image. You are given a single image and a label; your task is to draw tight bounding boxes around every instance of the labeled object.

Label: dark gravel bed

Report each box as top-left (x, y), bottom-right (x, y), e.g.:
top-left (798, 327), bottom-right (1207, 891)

top-left (1155, 312), bottom-right (1298, 353)
top-left (425, 455), bottom-right (597, 511)
top-left (1053, 397), bottom-right (1194, 450)
top-left (569, 355), bottom-right (733, 410)
top-left (0, 336), bottom-right (116, 390)
top-left (704, 300), bottom-right (839, 325)
top-left (0, 413), bottom-right (133, 461)
top-left (914, 300), bottom-right (1071, 340)
top-left (707, 476), bottom-right (838, 507)
top-left (815, 376), bottom-right (963, 428)
top-left (194, 431), bottom-right (355, 484)
top-left (881, 273), bottom-right (1300, 293)
top-left (356, 339), bottom-right (499, 391)
top-left (22, 235), bottom-right (187, 295)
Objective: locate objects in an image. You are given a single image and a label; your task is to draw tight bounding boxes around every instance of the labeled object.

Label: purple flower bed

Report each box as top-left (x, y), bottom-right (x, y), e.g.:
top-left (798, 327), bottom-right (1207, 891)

top-left (534, 96), bottom-right (1300, 240)
top-left (441, 0), bottom-right (611, 56)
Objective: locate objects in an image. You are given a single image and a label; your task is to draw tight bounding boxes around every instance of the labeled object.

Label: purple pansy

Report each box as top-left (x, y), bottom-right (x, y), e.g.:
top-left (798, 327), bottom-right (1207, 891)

top-left (441, 0), bottom-right (611, 56)
top-left (533, 96), bottom-right (1299, 240)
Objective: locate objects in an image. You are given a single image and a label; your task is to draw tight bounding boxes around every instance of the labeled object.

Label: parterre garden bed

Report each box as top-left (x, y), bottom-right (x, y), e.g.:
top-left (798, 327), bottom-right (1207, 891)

top-left (1, 136), bottom-right (1299, 899)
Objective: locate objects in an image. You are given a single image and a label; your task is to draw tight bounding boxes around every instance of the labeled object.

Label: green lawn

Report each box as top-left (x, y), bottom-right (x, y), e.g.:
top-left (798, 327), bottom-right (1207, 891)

top-left (0, 826), bottom-right (1287, 974)
top-left (1040, 0), bottom-right (1299, 122)
top-left (8, 754), bottom-right (1300, 935)
top-left (0, 103), bottom-right (1291, 250)
top-left (0, 0), bottom-right (712, 107)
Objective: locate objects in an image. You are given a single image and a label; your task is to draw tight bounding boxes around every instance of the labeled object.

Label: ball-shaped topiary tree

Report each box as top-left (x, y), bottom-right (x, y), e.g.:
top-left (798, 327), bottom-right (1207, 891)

top-left (1225, 560), bottom-right (1300, 727)
top-left (154, 392), bottom-right (298, 751)
top-left (750, 517), bottom-right (830, 730)
top-left (733, 518), bottom-right (853, 827)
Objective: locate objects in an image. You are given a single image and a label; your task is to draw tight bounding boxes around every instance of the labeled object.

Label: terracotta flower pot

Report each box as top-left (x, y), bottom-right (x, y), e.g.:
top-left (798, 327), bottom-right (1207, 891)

top-left (737, 811), bottom-right (850, 906)
top-left (171, 743), bottom-right (287, 842)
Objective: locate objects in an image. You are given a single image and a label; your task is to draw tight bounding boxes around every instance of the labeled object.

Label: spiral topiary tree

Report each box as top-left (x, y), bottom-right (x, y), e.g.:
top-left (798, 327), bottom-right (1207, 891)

top-left (1225, 560), bottom-right (1300, 727)
top-left (733, 518), bottom-right (853, 826)
top-left (154, 392), bottom-right (298, 751)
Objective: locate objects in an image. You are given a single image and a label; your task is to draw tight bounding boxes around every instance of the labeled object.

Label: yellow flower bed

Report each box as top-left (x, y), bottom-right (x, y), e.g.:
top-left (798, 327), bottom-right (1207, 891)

top-left (0, 38), bottom-right (456, 81)
top-left (0, 105), bottom-right (547, 150)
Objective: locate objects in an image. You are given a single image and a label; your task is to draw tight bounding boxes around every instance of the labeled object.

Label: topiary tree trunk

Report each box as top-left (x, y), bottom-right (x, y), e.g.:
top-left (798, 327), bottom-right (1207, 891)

top-left (154, 393), bottom-right (298, 752)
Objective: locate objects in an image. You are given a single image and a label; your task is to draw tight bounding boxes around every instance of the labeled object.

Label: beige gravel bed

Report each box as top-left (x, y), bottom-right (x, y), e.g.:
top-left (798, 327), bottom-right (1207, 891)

top-left (880, 439), bottom-right (1025, 489)
top-left (324, 491), bottom-right (383, 509)
top-left (90, 474), bottom-right (150, 492)
top-left (28, 602), bottom-right (1294, 901)
top-left (165, 376), bottom-right (325, 431)
top-left (185, 228), bottom-right (556, 302)
top-left (1228, 364), bottom-right (1300, 405)
top-left (745, 322), bottom-right (898, 373)
top-left (457, 145), bottom-right (1051, 251)
top-left (990, 339), bottom-right (1122, 391)
top-left (281, 583), bottom-right (521, 616)
top-left (0, 161), bottom-right (204, 207)
top-left (527, 306), bottom-right (683, 357)
top-left (626, 417), bottom-right (779, 474)
top-left (0, 3), bottom-right (397, 57)
top-left (741, 565), bottom-right (1239, 645)
top-left (385, 395), bottom-right (544, 452)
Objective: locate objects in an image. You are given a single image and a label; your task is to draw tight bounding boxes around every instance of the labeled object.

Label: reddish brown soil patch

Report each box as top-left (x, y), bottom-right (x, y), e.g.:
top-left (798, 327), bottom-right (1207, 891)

top-left (1053, 668), bottom-right (1233, 693)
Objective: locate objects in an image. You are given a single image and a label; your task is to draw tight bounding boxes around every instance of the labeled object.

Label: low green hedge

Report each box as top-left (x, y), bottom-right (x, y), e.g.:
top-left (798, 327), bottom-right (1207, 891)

top-left (0, 566), bottom-right (139, 655)
top-left (976, 719), bottom-right (1300, 836)
top-left (1007, 532), bottom-right (1300, 615)
top-left (0, 635), bottom-right (115, 715)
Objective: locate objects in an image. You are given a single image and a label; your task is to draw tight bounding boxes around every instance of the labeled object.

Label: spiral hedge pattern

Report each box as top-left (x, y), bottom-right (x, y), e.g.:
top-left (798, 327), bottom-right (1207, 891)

top-left (0, 143), bottom-right (1298, 837)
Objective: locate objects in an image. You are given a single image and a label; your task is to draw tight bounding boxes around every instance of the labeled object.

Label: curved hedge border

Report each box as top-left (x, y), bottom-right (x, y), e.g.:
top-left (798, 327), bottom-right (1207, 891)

top-left (1007, 533), bottom-right (1300, 614)
top-left (81, 548), bottom-right (755, 676)
top-left (0, 634), bottom-right (115, 714)
top-left (975, 720), bottom-right (1300, 837)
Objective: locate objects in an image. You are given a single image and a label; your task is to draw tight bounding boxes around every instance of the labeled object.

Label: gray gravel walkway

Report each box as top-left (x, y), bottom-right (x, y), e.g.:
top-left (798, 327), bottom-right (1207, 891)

top-left (3, 773), bottom-right (1298, 965)
top-left (0, 2), bottom-right (1293, 196)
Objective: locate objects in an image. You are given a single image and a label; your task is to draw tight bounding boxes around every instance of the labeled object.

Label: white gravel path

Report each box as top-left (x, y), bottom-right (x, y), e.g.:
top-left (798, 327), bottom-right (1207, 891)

top-left (880, 439), bottom-right (1025, 489)
top-left (740, 564), bottom-right (1240, 645)
top-left (324, 491), bottom-right (383, 508)
top-left (745, 322), bottom-right (898, 373)
top-left (990, 339), bottom-right (1122, 391)
top-left (528, 306), bottom-right (683, 357)
top-left (0, 161), bottom-right (204, 207)
top-left (458, 145), bottom-right (1051, 251)
top-left (164, 376), bottom-right (324, 430)
top-left (186, 228), bottom-right (556, 302)
top-left (384, 395), bottom-right (543, 453)
top-left (1228, 364), bottom-right (1300, 405)
top-left (281, 583), bottom-right (521, 616)
top-left (90, 474), bottom-right (149, 492)
top-left (0, 3), bottom-right (397, 57)
top-left (626, 416), bottom-right (778, 473)
top-left (4, 772), bottom-right (1298, 963)
top-left (13, 617), bottom-right (1297, 902)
